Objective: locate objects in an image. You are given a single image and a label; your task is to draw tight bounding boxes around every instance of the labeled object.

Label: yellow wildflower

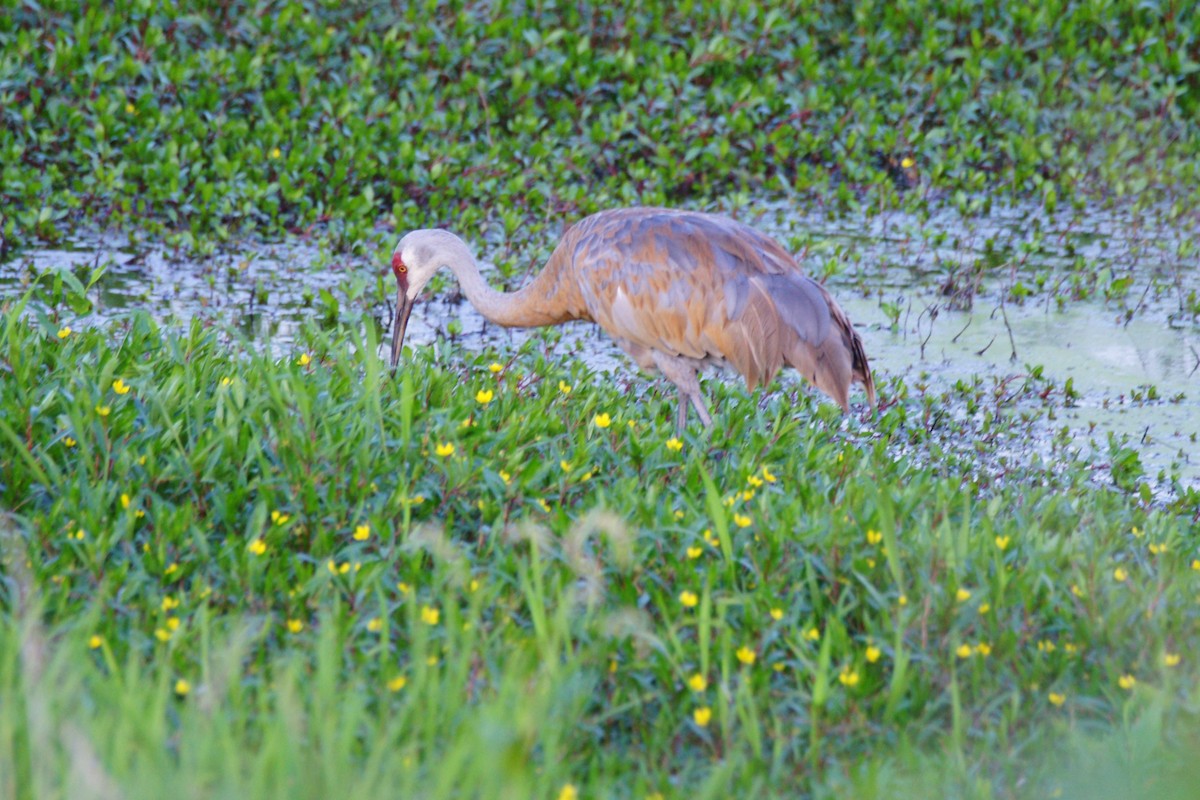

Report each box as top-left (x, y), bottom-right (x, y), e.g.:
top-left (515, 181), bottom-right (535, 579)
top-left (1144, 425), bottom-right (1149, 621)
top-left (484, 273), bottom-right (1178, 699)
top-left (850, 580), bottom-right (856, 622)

top-left (88, 635), bottom-right (103, 649)
top-left (687, 674), bottom-right (707, 692)
top-left (397, 582), bottom-right (411, 595)
top-left (956, 588), bottom-right (971, 602)
top-left (387, 675), bottom-right (407, 692)
top-left (686, 546), bottom-right (702, 559)
top-left (593, 412), bottom-right (611, 428)
top-left (901, 156), bottom-right (915, 169)
top-left (220, 377), bottom-right (232, 387)
top-left (693, 706), bottom-right (712, 726)
top-left (1164, 653), bottom-right (1181, 667)
top-left (488, 362), bottom-right (503, 373)
top-left (354, 524), bottom-right (370, 541)
top-left (1119, 674), bottom-right (1136, 690)
top-left (556, 784), bottom-right (577, 800)
top-left (761, 466), bottom-right (777, 482)
top-left (166, 617), bottom-right (180, 631)
top-left (975, 642), bottom-right (992, 656)
top-left (804, 627), bottom-right (820, 641)
top-left (1149, 542), bottom-right (1167, 555)
top-left (95, 404), bottom-right (111, 417)
top-left (733, 514), bottom-right (751, 528)
top-left (247, 538), bottom-right (267, 555)
top-left (174, 679), bottom-right (191, 696)
top-left (866, 646), bottom-right (881, 663)
top-left (560, 459), bottom-right (572, 472)
top-left (367, 618), bottom-right (383, 632)
top-left (296, 353), bottom-right (311, 366)
top-left (956, 644), bottom-right (973, 659)
top-left (736, 646), bottom-right (756, 665)
top-left (665, 437), bottom-right (683, 452)
top-left (1049, 692), bottom-right (1065, 707)
top-left (994, 535), bottom-right (1011, 550)
top-left (499, 469), bottom-right (512, 485)
top-left (558, 380), bottom-right (572, 395)
top-left (769, 608), bottom-right (783, 621)
top-left (435, 442), bottom-right (455, 457)
top-left (838, 668), bottom-right (860, 687)
top-left (475, 389), bottom-right (494, 405)
top-left (64, 436), bottom-right (76, 447)
top-left (154, 628), bottom-right (171, 642)
top-left (1113, 567), bottom-right (1128, 582)
top-left (420, 606), bottom-right (440, 625)
top-left (286, 619), bottom-right (304, 633)
top-left (112, 379), bottom-right (130, 395)
top-left (57, 326), bottom-right (71, 339)
top-left (866, 529), bottom-right (883, 545)
top-left (270, 147), bottom-right (281, 159)
top-left (679, 591), bottom-right (699, 608)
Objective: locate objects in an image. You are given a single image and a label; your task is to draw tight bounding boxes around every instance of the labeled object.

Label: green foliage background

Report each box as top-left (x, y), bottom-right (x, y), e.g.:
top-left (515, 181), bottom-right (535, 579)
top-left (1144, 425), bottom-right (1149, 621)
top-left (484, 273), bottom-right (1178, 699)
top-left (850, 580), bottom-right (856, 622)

top-left (2, 0), bottom-right (1197, 251)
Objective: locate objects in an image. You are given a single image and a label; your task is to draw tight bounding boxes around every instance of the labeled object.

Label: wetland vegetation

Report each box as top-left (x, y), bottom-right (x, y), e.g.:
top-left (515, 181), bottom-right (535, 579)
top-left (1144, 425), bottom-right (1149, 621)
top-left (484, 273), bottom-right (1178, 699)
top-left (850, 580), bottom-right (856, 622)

top-left (2, 2), bottom-right (1199, 798)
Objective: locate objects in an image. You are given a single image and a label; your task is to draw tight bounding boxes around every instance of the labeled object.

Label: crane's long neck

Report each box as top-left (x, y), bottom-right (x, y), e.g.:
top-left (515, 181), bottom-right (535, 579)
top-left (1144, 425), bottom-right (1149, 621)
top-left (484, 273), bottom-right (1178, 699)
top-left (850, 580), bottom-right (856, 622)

top-left (447, 241), bottom-right (584, 328)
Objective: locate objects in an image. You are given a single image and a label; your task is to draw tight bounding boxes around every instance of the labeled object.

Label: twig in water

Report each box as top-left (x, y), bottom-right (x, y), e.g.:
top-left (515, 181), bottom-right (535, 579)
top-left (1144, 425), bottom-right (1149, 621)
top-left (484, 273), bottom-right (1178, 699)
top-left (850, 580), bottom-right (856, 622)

top-left (1126, 281), bottom-right (1151, 327)
top-left (917, 303), bottom-right (939, 359)
top-left (998, 299), bottom-right (1019, 362)
top-left (951, 315), bottom-right (972, 344)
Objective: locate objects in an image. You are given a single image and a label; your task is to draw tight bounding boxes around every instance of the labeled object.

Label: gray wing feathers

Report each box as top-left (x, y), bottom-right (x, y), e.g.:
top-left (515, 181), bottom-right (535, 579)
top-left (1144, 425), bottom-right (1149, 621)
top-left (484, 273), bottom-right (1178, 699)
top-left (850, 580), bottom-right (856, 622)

top-left (754, 274), bottom-right (832, 344)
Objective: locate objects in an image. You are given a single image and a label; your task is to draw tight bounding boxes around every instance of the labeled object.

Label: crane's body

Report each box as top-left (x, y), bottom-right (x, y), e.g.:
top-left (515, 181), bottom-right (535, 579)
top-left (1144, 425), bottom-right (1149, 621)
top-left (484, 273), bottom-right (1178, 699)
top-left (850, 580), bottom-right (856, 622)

top-left (390, 207), bottom-right (875, 430)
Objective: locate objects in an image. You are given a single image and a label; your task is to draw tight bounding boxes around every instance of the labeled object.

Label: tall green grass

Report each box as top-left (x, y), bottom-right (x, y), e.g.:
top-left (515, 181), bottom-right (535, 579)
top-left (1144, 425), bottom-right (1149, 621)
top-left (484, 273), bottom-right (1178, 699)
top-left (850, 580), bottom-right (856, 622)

top-left (2, 294), bottom-right (1199, 797)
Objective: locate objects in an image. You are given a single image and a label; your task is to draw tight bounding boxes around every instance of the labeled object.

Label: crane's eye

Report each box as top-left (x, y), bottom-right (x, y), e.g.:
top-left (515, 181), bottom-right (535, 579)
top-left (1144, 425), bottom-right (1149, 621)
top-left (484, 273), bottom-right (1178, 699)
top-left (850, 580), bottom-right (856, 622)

top-left (397, 264), bottom-right (407, 273)
top-left (392, 252), bottom-right (408, 275)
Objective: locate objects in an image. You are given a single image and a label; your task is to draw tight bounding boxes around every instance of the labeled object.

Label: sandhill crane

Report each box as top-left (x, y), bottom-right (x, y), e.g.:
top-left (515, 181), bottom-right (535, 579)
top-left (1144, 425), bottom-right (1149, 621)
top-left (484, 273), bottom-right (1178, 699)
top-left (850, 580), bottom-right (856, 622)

top-left (390, 207), bottom-right (876, 431)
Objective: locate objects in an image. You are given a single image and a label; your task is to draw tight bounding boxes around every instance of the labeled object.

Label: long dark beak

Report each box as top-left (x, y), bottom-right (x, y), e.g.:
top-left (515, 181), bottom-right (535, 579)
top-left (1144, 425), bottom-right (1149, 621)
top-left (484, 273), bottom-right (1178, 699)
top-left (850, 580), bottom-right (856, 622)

top-left (390, 290), bottom-right (413, 369)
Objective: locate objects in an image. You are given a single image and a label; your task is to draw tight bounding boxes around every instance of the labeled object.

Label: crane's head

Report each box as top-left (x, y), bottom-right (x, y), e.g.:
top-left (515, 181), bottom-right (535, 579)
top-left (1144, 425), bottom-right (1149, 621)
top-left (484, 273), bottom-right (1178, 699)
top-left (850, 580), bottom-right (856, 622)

top-left (388, 229), bottom-right (469, 368)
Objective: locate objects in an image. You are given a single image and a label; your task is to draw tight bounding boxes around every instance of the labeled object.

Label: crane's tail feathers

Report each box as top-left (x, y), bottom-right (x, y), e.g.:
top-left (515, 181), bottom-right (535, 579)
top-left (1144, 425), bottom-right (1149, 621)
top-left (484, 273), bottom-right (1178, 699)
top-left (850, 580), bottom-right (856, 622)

top-left (848, 326), bottom-right (877, 409)
top-left (785, 338), bottom-right (852, 412)
top-left (772, 278), bottom-right (876, 412)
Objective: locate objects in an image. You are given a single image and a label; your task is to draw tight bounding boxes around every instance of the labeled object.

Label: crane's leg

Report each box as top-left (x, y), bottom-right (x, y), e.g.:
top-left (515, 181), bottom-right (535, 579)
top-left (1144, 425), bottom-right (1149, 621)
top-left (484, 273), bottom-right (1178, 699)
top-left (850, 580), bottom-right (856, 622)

top-left (689, 391), bottom-right (713, 427)
top-left (675, 388), bottom-right (690, 433)
top-left (651, 352), bottom-right (711, 434)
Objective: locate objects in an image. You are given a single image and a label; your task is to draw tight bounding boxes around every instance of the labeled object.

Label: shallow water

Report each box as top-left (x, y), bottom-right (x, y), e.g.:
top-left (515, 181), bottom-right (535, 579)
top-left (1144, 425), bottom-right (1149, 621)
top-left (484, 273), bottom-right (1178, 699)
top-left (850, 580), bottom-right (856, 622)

top-left (3, 199), bottom-right (1197, 490)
